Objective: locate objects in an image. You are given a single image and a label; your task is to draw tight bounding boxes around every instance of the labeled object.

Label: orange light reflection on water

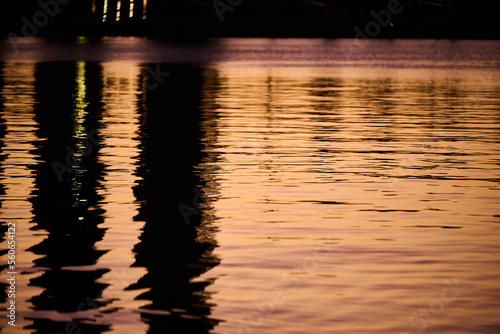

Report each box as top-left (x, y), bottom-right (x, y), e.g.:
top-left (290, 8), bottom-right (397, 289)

top-left (200, 65), bottom-right (500, 334)
top-left (0, 45), bottom-right (498, 333)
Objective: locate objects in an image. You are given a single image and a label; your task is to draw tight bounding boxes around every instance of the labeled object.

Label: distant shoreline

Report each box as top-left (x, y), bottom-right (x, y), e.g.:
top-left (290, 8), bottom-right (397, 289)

top-left (2, 0), bottom-right (500, 41)
top-left (3, 21), bottom-right (500, 41)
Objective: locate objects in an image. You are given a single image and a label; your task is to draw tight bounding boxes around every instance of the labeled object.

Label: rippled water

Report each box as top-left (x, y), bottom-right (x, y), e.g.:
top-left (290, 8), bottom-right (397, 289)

top-left (0, 38), bottom-right (499, 334)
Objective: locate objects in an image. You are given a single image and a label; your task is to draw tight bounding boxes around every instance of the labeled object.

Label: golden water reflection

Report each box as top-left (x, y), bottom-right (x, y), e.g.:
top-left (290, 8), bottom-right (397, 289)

top-left (0, 62), bottom-right (45, 331)
top-left (201, 66), bottom-right (500, 334)
top-left (92, 62), bottom-right (148, 333)
top-left (0, 55), bottom-right (499, 334)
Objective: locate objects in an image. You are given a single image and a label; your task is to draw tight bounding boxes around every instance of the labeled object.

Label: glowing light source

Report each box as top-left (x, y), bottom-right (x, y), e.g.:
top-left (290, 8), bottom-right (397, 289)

top-left (143, 0), bottom-right (147, 20)
top-left (116, 1), bottom-right (121, 21)
top-left (103, 0), bottom-right (108, 22)
top-left (130, 0), bottom-right (134, 18)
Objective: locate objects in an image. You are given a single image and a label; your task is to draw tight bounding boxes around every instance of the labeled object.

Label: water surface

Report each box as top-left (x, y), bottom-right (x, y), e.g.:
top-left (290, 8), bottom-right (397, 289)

top-left (0, 38), bottom-right (499, 334)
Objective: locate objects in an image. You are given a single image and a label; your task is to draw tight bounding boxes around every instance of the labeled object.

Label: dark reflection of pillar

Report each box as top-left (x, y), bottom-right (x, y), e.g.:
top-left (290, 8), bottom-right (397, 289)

top-left (93, 0), bottom-right (105, 22)
top-left (105, 0), bottom-right (118, 22)
top-left (130, 64), bottom-right (221, 333)
top-left (121, 0), bottom-right (131, 22)
top-left (26, 62), bottom-right (110, 333)
top-left (133, 0), bottom-right (145, 21)
top-left (366, 77), bottom-right (397, 142)
top-left (308, 77), bottom-right (345, 136)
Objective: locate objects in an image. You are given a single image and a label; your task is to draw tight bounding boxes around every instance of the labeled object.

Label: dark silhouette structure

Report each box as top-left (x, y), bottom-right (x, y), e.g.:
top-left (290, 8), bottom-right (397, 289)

top-left (1, 0), bottom-right (500, 39)
top-left (0, 60), bottom-right (222, 333)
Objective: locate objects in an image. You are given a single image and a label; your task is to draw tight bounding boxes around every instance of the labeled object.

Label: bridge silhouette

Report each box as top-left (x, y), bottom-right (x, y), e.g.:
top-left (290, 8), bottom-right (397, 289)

top-left (1, 0), bottom-right (499, 39)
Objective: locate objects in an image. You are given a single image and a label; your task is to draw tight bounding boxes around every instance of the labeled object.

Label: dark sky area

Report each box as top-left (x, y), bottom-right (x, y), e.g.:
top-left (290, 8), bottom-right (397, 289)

top-left (1, 0), bottom-right (500, 39)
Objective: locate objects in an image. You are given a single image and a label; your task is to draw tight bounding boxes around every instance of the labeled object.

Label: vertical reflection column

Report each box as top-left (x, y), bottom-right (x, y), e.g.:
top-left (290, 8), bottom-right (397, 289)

top-left (0, 63), bottom-right (45, 332)
top-left (94, 62), bottom-right (148, 333)
top-left (105, 0), bottom-right (118, 22)
top-left (27, 62), bottom-right (109, 333)
top-left (130, 65), bottom-right (220, 333)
